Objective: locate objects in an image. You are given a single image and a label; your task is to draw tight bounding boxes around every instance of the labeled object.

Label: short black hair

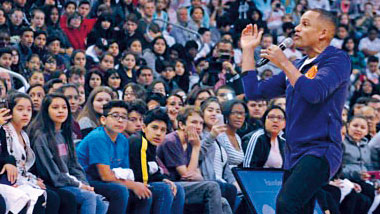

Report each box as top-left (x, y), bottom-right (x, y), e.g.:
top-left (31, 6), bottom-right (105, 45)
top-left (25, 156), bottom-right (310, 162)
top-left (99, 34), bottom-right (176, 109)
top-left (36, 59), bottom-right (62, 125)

top-left (64, 0), bottom-right (77, 9)
top-left (198, 27), bottom-right (210, 35)
top-left (46, 35), bottom-right (60, 46)
top-left (143, 107), bottom-right (171, 127)
top-left (309, 8), bottom-right (336, 30)
top-left (0, 47), bottom-right (12, 58)
top-left (146, 92), bottom-right (166, 106)
top-left (43, 78), bottom-right (63, 93)
top-left (126, 13), bottom-right (139, 23)
top-left (34, 30), bottom-right (47, 39)
top-left (368, 56), bottom-right (379, 64)
top-left (78, 0), bottom-right (90, 7)
top-left (136, 66), bottom-right (153, 77)
top-left (128, 99), bottom-right (147, 115)
top-left (20, 27), bottom-right (34, 37)
top-left (103, 100), bottom-right (128, 116)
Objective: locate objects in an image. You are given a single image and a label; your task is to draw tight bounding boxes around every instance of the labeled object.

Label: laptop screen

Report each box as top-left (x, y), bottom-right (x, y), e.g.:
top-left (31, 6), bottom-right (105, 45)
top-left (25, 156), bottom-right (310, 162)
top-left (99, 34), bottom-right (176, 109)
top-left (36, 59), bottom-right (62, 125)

top-left (232, 168), bottom-right (323, 214)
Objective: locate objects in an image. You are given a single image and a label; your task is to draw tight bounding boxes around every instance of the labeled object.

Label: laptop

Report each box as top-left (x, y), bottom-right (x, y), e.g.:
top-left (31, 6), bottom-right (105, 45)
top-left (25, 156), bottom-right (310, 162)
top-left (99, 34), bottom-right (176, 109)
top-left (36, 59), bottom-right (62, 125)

top-left (232, 168), bottom-right (323, 214)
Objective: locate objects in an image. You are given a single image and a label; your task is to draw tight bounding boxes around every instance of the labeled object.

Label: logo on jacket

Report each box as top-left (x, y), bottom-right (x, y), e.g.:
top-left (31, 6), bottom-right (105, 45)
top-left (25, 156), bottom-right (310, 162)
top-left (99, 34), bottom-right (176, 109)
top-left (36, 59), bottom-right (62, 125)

top-left (305, 65), bottom-right (318, 79)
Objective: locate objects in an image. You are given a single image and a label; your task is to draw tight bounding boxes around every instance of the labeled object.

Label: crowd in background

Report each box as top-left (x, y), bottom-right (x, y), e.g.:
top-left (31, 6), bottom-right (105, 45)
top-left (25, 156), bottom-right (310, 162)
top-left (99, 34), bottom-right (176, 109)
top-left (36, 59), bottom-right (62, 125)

top-left (0, 0), bottom-right (380, 213)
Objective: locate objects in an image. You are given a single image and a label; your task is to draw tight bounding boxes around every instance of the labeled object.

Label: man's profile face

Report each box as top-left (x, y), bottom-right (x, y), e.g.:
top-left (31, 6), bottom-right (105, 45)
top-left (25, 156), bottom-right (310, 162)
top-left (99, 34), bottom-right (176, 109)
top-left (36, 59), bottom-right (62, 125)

top-left (294, 11), bottom-right (324, 48)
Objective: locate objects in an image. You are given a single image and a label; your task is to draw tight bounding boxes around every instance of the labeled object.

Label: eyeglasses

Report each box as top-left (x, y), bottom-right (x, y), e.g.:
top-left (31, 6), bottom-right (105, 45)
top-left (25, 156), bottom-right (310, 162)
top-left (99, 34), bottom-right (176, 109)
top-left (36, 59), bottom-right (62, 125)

top-left (267, 114), bottom-right (285, 121)
top-left (107, 113), bottom-right (128, 121)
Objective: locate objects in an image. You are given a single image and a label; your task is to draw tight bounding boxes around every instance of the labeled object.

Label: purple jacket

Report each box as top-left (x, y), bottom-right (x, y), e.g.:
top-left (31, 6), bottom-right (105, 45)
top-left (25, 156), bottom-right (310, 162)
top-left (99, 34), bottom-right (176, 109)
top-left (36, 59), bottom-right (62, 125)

top-left (242, 46), bottom-right (351, 178)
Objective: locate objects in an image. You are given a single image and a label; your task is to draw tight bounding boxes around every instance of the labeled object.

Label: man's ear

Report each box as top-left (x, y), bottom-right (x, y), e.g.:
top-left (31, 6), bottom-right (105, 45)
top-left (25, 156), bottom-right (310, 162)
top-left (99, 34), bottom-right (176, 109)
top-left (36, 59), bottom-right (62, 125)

top-left (142, 123), bottom-right (147, 133)
top-left (100, 115), bottom-right (107, 126)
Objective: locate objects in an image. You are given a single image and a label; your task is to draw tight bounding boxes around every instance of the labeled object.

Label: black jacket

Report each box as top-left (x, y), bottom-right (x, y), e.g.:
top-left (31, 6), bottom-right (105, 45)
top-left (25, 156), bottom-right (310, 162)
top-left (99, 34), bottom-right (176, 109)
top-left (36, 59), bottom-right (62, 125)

top-left (242, 128), bottom-right (286, 168)
top-left (129, 134), bottom-right (168, 183)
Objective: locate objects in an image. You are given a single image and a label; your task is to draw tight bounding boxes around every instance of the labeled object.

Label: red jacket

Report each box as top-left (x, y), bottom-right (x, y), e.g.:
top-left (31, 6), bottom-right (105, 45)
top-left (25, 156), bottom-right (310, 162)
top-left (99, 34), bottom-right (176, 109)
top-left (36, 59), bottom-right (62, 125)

top-left (61, 15), bottom-right (96, 50)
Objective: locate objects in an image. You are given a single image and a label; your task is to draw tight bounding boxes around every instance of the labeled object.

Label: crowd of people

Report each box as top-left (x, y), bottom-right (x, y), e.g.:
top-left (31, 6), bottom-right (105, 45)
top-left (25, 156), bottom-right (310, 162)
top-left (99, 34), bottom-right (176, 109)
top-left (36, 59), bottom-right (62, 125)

top-left (0, 0), bottom-right (379, 213)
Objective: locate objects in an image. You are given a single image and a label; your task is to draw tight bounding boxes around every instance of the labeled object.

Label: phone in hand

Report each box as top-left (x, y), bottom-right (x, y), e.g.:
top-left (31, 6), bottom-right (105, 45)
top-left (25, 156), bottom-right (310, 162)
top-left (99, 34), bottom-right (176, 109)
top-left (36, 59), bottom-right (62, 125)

top-left (216, 114), bottom-right (224, 125)
top-left (0, 99), bottom-right (8, 109)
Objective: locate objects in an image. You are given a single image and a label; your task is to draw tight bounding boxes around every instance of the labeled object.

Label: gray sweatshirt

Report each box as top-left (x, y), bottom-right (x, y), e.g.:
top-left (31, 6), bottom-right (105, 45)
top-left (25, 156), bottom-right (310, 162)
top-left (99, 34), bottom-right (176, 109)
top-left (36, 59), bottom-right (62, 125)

top-left (33, 131), bottom-right (88, 188)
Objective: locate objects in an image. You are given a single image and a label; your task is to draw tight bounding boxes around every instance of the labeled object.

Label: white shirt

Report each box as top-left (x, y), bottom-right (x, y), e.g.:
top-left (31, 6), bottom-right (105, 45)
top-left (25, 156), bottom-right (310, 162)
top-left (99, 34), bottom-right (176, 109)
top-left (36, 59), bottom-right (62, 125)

top-left (359, 37), bottom-right (380, 54)
top-left (263, 138), bottom-right (283, 168)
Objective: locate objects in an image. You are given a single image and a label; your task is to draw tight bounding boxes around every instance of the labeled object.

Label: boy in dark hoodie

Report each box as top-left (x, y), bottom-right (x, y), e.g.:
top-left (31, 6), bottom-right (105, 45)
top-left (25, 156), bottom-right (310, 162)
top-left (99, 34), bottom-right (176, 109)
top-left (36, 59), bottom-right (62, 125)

top-left (129, 108), bottom-right (185, 213)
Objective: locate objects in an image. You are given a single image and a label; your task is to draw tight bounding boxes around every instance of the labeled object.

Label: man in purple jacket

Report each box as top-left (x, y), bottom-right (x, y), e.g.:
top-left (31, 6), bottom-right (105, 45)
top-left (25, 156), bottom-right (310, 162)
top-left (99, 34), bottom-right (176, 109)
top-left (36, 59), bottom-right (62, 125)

top-left (240, 9), bottom-right (351, 213)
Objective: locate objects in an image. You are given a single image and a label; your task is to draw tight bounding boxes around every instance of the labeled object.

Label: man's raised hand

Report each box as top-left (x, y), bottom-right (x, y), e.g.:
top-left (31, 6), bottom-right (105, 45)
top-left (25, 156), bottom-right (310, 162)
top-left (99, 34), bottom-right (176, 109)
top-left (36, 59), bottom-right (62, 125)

top-left (241, 24), bottom-right (263, 50)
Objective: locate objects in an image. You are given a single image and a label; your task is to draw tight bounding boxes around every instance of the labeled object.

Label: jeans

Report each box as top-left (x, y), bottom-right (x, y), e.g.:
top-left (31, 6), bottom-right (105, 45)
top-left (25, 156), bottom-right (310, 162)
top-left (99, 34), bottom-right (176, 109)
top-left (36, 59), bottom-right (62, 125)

top-left (91, 180), bottom-right (185, 214)
top-left (172, 183), bottom-right (185, 214)
top-left (61, 186), bottom-right (109, 214)
top-left (216, 181), bottom-right (237, 210)
top-left (90, 181), bottom-right (128, 214)
top-left (127, 189), bottom-right (153, 214)
top-left (178, 181), bottom-right (231, 214)
top-left (276, 155), bottom-right (330, 214)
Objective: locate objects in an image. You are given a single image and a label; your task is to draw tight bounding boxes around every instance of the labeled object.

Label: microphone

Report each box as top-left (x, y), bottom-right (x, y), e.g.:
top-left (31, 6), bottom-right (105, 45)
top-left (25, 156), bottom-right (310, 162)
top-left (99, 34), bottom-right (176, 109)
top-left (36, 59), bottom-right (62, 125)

top-left (256, 38), bottom-right (294, 68)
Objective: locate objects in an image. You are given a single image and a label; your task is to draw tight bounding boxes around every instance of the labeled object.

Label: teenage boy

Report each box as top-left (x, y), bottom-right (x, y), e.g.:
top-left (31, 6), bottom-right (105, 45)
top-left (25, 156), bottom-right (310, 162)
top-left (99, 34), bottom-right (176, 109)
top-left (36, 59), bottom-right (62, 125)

top-left (68, 66), bottom-right (85, 86)
top-left (124, 99), bottom-right (147, 137)
top-left (76, 101), bottom-right (164, 213)
top-left (129, 108), bottom-right (185, 213)
top-left (0, 47), bottom-right (12, 70)
top-left (14, 27), bottom-right (34, 66)
top-left (46, 36), bottom-right (69, 71)
top-left (119, 13), bottom-right (143, 52)
top-left (158, 106), bottom-right (232, 214)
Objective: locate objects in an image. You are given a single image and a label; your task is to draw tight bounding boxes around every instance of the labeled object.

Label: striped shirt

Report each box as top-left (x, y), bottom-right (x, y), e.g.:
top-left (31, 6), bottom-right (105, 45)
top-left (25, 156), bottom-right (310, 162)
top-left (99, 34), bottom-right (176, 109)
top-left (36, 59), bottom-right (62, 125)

top-left (217, 132), bottom-right (244, 167)
top-left (214, 140), bottom-right (228, 182)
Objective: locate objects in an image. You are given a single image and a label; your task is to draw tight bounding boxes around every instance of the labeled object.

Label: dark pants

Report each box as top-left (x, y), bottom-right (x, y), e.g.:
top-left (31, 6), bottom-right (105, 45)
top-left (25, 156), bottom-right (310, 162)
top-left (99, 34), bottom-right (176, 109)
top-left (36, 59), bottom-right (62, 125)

top-left (276, 155), bottom-right (330, 214)
top-left (46, 187), bottom-right (77, 214)
top-left (216, 181), bottom-right (237, 210)
top-left (316, 185), bottom-right (340, 214)
top-left (0, 195), bottom-right (5, 214)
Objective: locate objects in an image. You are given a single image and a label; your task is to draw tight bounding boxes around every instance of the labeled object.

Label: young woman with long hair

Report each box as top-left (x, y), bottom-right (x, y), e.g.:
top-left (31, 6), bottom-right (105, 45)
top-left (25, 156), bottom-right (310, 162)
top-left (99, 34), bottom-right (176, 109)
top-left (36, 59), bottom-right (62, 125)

top-left (77, 86), bottom-right (114, 137)
top-left (0, 92), bottom-right (60, 213)
top-left (29, 94), bottom-right (108, 214)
